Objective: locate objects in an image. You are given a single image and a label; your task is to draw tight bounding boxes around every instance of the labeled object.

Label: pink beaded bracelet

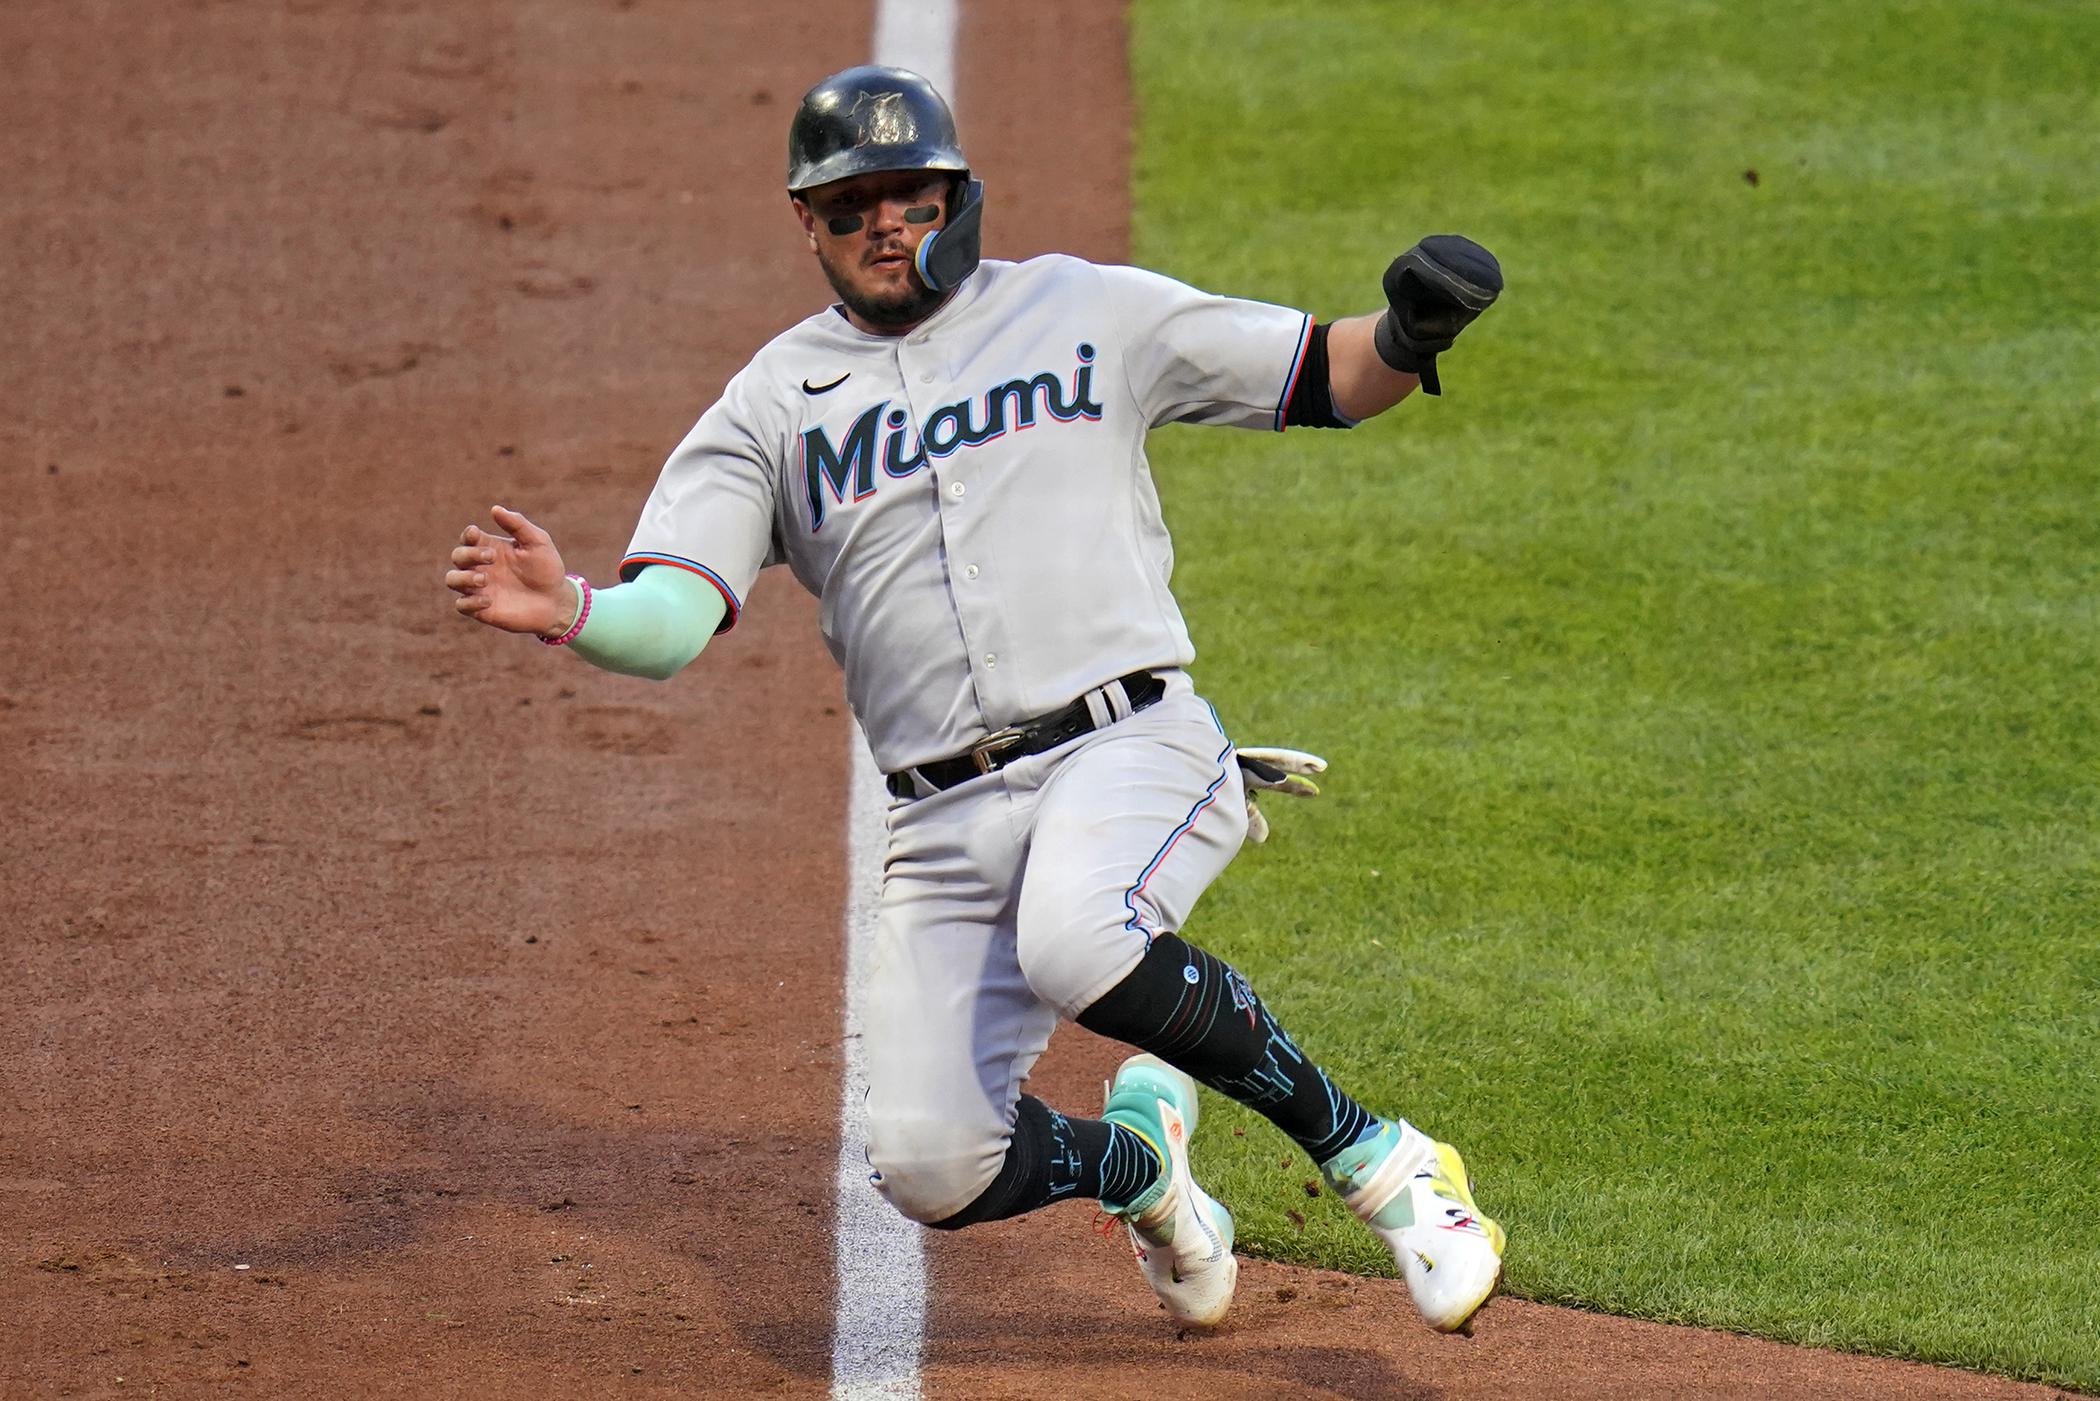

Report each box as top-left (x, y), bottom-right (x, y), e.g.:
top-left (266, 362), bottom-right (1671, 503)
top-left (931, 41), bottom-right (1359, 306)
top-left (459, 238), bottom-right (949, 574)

top-left (540, 574), bottom-right (592, 646)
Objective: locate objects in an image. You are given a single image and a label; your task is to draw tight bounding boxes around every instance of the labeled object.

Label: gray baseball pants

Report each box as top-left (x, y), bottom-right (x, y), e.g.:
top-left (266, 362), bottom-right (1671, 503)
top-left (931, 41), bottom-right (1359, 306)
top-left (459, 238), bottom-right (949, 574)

top-left (860, 674), bottom-right (1249, 1224)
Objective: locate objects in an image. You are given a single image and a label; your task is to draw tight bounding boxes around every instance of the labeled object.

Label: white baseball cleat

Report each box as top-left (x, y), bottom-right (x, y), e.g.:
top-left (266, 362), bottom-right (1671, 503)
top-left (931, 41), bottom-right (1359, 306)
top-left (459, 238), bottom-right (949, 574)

top-left (1100, 1053), bottom-right (1239, 1329)
top-left (1320, 1121), bottom-right (1506, 1334)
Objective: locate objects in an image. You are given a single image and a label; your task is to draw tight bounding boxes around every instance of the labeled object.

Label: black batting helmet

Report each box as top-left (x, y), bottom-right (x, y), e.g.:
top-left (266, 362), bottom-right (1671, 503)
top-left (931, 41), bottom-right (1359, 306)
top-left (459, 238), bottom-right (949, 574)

top-left (786, 65), bottom-right (985, 292)
top-left (787, 65), bottom-right (966, 192)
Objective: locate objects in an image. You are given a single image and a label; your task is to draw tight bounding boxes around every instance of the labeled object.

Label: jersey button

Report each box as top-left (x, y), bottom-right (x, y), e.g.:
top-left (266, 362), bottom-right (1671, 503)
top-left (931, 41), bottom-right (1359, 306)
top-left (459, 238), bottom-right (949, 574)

top-left (984, 653), bottom-right (997, 668)
top-left (949, 482), bottom-right (965, 497)
top-left (919, 371), bottom-right (934, 383)
top-left (964, 564), bottom-right (979, 580)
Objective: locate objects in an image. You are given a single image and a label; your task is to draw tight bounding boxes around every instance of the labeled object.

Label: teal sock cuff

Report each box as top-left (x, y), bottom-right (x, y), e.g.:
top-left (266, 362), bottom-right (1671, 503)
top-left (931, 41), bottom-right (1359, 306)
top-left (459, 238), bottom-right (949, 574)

top-left (1096, 1120), bottom-right (1167, 1216)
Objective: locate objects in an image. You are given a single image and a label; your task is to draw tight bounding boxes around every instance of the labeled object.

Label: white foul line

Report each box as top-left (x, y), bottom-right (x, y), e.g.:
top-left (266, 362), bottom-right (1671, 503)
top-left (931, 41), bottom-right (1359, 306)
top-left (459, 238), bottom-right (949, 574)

top-left (874, 0), bottom-right (959, 100)
top-left (829, 742), bottom-right (923, 1400)
top-left (830, 9), bottom-right (955, 1396)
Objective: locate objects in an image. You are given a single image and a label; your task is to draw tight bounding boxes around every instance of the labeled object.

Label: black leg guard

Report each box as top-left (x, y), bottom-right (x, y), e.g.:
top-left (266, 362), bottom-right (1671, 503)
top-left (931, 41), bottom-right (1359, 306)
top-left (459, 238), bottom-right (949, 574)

top-left (1075, 932), bottom-right (1379, 1164)
top-left (928, 1095), bottom-right (1160, 1230)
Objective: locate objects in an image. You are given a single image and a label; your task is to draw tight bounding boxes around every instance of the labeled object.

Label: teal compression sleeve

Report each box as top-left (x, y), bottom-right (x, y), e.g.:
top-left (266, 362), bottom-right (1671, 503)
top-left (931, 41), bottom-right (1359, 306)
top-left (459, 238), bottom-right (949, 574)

top-left (566, 564), bottom-right (727, 680)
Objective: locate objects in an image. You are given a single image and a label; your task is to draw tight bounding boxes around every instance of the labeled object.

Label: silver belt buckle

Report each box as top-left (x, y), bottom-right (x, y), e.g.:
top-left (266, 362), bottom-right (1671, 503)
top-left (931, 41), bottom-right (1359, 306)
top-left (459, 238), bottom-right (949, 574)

top-left (969, 727), bottom-right (1026, 775)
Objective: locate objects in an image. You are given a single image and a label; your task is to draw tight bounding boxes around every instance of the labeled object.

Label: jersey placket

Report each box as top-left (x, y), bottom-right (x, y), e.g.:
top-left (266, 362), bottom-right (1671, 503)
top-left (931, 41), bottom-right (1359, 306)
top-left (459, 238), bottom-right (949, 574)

top-left (895, 331), bottom-right (1012, 733)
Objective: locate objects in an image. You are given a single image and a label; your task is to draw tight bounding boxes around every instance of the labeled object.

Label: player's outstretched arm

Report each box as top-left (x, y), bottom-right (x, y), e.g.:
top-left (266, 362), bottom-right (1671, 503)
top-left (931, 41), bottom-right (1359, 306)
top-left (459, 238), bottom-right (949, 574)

top-left (445, 506), bottom-right (725, 680)
top-left (1329, 235), bottom-right (1503, 421)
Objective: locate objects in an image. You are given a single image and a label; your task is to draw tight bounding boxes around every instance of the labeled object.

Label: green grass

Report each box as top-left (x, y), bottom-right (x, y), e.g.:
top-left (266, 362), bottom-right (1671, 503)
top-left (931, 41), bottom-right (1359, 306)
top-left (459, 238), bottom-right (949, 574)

top-left (1131, 0), bottom-right (2100, 1387)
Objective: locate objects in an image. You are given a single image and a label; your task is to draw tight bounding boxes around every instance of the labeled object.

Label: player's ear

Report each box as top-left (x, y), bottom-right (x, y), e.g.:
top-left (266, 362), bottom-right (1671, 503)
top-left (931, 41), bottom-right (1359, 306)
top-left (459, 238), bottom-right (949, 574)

top-left (790, 195), bottom-right (818, 252)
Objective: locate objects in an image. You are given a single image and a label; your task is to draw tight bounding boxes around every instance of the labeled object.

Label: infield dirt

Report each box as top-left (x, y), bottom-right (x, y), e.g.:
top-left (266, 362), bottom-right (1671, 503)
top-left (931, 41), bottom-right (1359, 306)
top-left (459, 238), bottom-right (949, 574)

top-left (0, 2), bottom-right (2073, 1398)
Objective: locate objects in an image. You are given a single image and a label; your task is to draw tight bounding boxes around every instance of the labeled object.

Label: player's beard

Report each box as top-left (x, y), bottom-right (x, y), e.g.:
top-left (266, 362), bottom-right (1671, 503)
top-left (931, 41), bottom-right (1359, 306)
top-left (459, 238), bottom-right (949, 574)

top-left (819, 246), bottom-right (947, 329)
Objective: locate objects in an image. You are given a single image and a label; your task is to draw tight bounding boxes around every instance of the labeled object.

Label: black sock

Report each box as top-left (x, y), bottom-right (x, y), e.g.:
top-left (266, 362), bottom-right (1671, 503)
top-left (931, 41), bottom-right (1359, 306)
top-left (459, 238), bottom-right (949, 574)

top-left (928, 1095), bottom-right (1161, 1230)
top-left (1075, 932), bottom-right (1379, 1165)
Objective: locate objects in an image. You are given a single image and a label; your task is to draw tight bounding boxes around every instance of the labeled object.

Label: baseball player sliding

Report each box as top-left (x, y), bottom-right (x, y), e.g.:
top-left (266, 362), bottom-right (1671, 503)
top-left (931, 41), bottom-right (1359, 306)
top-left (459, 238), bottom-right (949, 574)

top-left (446, 68), bottom-right (1506, 1334)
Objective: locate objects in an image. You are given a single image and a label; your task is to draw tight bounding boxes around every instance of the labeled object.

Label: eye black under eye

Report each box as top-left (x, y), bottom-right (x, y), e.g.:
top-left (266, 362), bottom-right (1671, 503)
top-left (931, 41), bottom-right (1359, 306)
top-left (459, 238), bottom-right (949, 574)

top-left (823, 194), bottom-right (942, 236)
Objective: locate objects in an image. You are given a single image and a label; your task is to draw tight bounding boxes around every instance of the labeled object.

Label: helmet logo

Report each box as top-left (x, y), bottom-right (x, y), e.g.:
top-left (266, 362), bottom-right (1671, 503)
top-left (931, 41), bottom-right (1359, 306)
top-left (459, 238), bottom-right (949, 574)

top-left (851, 91), bottom-right (914, 147)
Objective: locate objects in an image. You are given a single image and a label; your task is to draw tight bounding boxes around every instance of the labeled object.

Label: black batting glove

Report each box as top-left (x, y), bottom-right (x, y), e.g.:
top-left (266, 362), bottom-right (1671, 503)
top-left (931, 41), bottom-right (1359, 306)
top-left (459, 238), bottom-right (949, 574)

top-left (1373, 235), bottom-right (1503, 395)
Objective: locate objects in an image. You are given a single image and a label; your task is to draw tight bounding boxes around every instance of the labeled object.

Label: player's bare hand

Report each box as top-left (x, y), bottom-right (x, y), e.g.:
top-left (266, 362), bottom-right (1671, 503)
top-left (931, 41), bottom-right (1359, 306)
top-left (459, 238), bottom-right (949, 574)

top-left (445, 504), bottom-right (575, 637)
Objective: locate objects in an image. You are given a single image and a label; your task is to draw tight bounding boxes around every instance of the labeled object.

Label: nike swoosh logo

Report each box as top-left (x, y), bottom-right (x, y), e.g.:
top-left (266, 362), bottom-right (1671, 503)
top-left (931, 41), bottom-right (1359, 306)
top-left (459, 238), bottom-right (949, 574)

top-left (802, 372), bottom-right (851, 395)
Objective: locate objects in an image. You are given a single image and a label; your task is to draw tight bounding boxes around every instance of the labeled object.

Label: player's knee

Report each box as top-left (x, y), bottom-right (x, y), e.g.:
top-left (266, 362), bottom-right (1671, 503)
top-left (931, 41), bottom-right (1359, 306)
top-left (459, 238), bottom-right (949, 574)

top-left (863, 1110), bottom-right (1006, 1225)
top-left (1014, 880), bottom-right (1147, 1020)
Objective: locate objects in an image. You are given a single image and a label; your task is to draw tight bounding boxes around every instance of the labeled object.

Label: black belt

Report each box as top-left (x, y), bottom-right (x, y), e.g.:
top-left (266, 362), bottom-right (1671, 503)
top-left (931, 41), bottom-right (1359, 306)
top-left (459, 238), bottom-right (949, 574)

top-left (887, 671), bottom-right (1167, 799)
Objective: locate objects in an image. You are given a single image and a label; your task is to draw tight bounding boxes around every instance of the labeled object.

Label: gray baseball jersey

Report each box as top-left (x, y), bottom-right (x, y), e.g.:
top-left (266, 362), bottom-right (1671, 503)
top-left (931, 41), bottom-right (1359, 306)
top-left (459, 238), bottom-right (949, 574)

top-left (621, 254), bottom-right (1311, 773)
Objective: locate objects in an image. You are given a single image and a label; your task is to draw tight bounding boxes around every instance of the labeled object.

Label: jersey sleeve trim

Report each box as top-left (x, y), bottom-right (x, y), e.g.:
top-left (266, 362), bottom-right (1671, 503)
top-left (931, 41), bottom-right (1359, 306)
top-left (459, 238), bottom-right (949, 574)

top-left (1272, 313), bottom-right (1314, 432)
top-left (617, 552), bottom-right (741, 633)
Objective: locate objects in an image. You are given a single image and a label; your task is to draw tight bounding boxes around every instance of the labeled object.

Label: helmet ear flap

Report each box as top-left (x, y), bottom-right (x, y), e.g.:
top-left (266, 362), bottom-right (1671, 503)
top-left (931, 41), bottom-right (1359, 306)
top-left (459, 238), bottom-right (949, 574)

top-left (914, 178), bottom-right (984, 292)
